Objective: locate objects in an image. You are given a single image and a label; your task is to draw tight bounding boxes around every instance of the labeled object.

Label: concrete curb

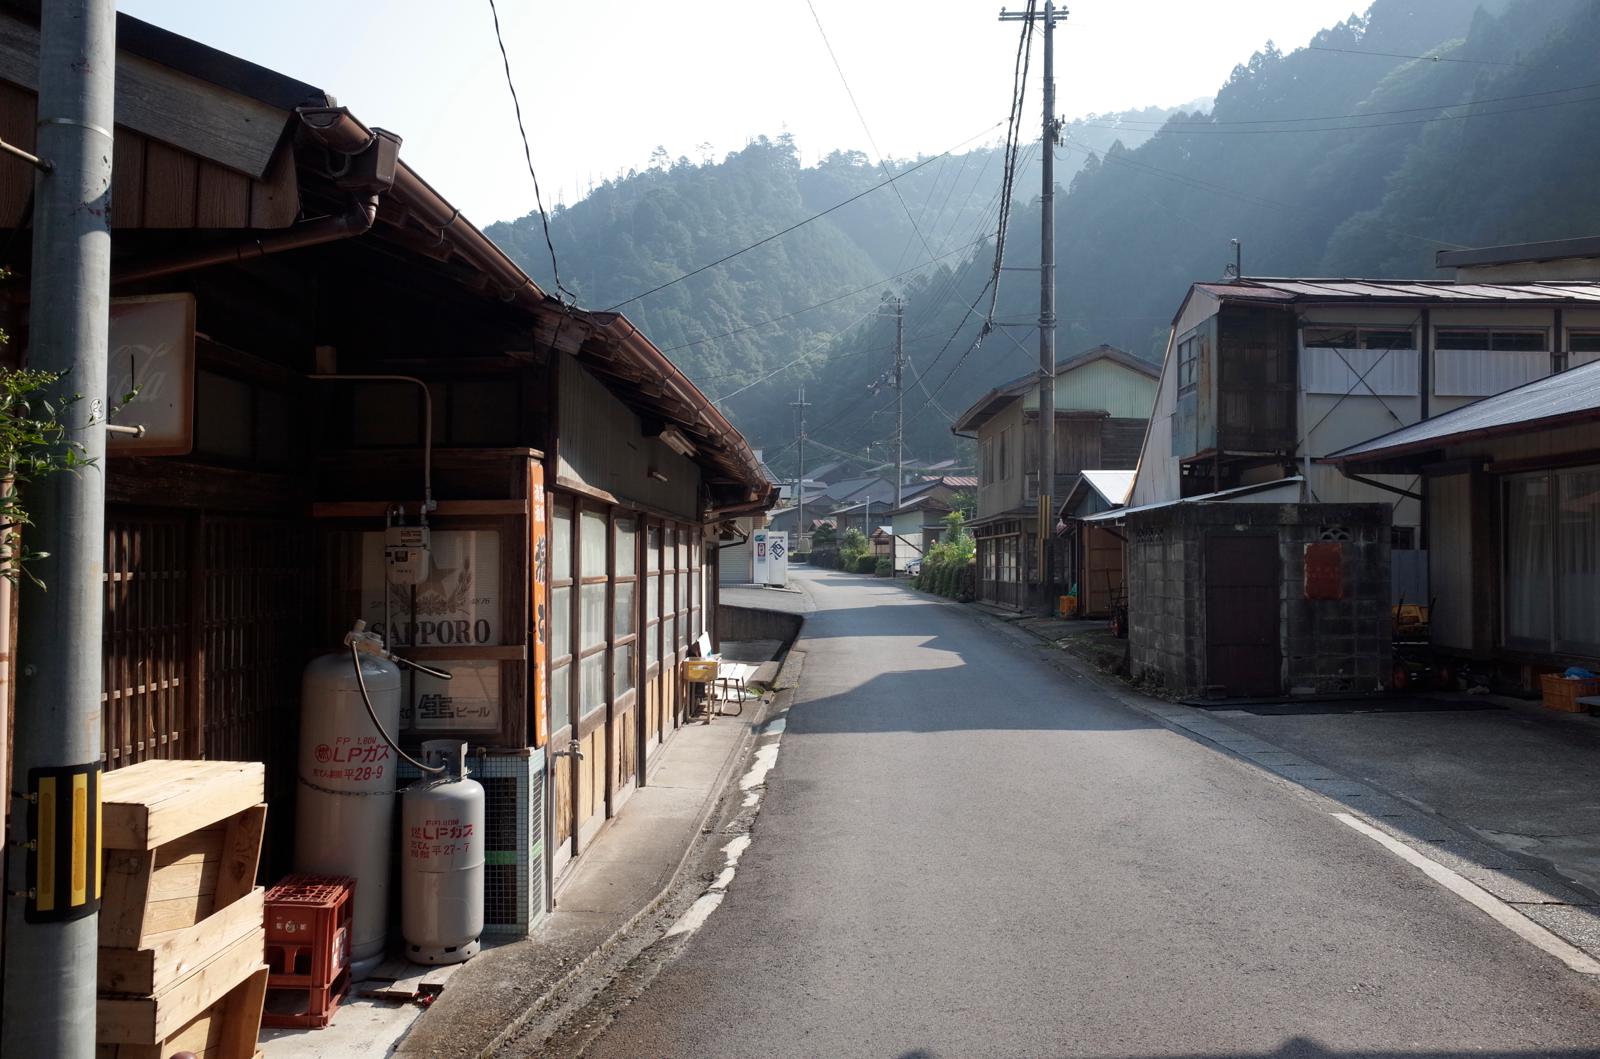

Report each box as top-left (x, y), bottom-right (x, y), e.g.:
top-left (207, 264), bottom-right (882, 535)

top-left (949, 598), bottom-right (1600, 966)
top-left (454, 645), bottom-right (805, 1058)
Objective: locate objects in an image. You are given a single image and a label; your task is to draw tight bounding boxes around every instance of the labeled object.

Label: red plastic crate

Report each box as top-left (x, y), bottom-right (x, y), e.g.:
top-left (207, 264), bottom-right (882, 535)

top-left (262, 965), bottom-right (350, 1029)
top-left (264, 873), bottom-right (353, 992)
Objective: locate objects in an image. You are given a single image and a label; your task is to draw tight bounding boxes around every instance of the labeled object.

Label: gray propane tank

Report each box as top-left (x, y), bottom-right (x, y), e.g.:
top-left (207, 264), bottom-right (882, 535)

top-left (295, 647), bottom-right (402, 980)
top-left (401, 740), bottom-right (484, 964)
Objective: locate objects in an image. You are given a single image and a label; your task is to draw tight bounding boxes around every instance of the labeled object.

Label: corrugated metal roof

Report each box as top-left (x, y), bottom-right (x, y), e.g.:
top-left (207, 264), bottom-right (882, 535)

top-left (1081, 469), bottom-right (1136, 507)
top-left (1325, 359), bottom-right (1600, 464)
top-left (1204, 278), bottom-right (1600, 304)
top-left (1080, 477), bottom-right (1304, 523)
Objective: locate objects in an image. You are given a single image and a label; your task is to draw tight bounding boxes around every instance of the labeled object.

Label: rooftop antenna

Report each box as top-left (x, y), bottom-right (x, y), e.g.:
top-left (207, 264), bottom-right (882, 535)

top-left (1224, 238), bottom-right (1242, 281)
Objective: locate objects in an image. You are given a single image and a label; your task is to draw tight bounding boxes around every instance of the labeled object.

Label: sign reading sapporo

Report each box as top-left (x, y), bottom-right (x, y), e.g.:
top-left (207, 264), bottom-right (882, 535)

top-left (361, 530), bottom-right (501, 646)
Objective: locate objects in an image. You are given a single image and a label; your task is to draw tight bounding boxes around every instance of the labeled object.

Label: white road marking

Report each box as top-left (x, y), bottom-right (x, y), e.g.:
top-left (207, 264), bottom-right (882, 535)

top-left (1333, 812), bottom-right (1600, 975)
top-left (662, 719), bottom-right (785, 941)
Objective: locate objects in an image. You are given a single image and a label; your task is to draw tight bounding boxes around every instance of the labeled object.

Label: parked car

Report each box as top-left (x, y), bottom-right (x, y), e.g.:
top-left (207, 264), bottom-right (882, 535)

top-left (905, 558), bottom-right (922, 576)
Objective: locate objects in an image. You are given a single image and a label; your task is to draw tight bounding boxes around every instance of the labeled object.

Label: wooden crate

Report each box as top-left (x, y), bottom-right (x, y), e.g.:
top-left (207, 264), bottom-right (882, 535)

top-left (98, 927), bottom-right (266, 1045)
top-left (102, 760), bottom-right (264, 851)
top-left (1541, 673), bottom-right (1600, 713)
top-left (96, 964), bottom-right (268, 1059)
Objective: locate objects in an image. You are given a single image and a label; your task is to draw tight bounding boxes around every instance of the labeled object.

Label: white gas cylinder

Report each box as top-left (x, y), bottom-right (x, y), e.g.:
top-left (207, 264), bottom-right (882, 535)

top-left (295, 649), bottom-right (402, 979)
top-left (401, 740), bottom-right (484, 965)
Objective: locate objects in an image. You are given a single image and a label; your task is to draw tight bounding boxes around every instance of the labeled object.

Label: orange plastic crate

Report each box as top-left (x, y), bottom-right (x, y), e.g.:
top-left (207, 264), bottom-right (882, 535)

top-left (264, 873), bottom-right (353, 992)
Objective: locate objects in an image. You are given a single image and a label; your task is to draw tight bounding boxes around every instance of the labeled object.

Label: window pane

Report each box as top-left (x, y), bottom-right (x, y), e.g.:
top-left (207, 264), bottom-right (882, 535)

top-left (551, 586), bottom-right (572, 659)
top-left (646, 622), bottom-right (659, 665)
top-left (663, 615), bottom-right (675, 655)
top-left (613, 580), bottom-right (636, 638)
top-left (580, 653), bottom-right (606, 713)
top-left (1304, 327), bottom-right (1356, 348)
top-left (613, 641), bottom-right (636, 695)
top-left (1557, 468), bottom-right (1600, 652)
top-left (676, 568), bottom-right (686, 611)
top-left (580, 583), bottom-right (607, 649)
top-left (550, 662), bottom-right (572, 734)
top-left (646, 526), bottom-right (660, 572)
top-left (615, 517), bottom-right (637, 577)
top-left (649, 572), bottom-right (663, 621)
top-left (552, 502), bottom-right (572, 580)
top-left (1437, 329), bottom-right (1490, 351)
top-left (581, 510), bottom-right (608, 578)
top-left (1505, 476), bottom-right (1553, 644)
top-left (690, 608), bottom-right (701, 642)
top-left (1493, 331), bottom-right (1545, 352)
top-left (676, 611), bottom-right (688, 648)
top-left (1362, 330), bottom-right (1414, 350)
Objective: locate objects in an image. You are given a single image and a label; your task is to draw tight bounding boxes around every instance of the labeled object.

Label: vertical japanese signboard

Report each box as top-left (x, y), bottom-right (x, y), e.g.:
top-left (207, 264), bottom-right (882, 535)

top-left (529, 463), bottom-right (548, 746)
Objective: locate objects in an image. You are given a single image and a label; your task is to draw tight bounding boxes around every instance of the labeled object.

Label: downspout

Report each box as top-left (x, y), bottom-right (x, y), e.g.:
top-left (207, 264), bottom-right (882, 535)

top-left (1296, 320), bottom-right (1311, 501)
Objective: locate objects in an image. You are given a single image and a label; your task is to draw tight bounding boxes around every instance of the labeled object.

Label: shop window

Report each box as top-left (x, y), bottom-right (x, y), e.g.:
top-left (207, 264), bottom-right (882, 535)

top-left (549, 499), bottom-right (575, 734)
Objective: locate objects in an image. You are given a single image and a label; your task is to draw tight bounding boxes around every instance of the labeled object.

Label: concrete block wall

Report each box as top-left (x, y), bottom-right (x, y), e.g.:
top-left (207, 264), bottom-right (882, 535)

top-left (1127, 502), bottom-right (1392, 697)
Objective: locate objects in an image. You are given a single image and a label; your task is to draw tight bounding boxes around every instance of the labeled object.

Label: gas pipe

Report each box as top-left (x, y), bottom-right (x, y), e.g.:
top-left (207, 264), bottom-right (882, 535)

top-left (295, 623), bottom-right (403, 978)
top-left (402, 740), bottom-right (484, 964)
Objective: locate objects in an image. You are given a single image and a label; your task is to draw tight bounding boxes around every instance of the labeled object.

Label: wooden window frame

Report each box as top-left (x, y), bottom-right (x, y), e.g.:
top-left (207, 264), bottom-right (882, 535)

top-left (575, 502), bottom-right (609, 734)
top-left (549, 495), bottom-right (576, 743)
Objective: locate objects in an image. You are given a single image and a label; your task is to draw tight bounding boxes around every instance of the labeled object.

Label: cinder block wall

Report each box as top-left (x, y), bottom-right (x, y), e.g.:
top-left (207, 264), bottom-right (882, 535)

top-left (1127, 502), bottom-right (1392, 697)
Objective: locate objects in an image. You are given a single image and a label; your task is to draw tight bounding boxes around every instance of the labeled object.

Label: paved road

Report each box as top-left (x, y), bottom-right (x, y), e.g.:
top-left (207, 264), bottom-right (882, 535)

top-left (584, 570), bottom-right (1600, 1058)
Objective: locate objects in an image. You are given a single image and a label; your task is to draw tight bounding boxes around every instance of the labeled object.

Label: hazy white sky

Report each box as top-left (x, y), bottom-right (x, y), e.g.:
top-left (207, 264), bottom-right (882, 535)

top-left (118, 0), bottom-right (1365, 226)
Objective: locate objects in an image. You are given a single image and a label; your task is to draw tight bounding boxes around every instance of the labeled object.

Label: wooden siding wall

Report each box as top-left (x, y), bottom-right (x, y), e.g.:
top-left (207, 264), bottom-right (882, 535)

top-left (556, 363), bottom-right (701, 519)
top-left (0, 80), bottom-right (299, 231)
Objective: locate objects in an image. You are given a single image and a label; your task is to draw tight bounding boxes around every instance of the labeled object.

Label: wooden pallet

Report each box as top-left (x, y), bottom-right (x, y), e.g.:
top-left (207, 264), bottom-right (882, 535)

top-left (98, 928), bottom-right (266, 1045)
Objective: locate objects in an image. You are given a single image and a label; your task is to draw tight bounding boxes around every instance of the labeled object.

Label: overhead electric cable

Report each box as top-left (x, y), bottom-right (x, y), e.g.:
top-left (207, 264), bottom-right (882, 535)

top-left (486, 0), bottom-right (573, 303)
top-left (602, 120), bottom-right (1004, 312)
top-left (1306, 44), bottom-right (1520, 66)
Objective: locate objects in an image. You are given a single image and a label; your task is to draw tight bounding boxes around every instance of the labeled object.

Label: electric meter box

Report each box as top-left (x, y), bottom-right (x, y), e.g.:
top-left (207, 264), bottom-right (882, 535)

top-left (386, 524), bottom-right (431, 585)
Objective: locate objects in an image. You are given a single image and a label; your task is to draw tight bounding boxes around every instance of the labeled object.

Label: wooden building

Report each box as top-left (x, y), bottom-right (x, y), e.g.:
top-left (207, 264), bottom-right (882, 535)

top-left (0, 12), bottom-right (771, 921)
top-left (950, 345), bottom-right (1156, 609)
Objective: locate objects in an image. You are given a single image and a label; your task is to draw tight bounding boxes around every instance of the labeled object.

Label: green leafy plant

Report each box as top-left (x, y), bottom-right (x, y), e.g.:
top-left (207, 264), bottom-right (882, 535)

top-left (874, 556), bottom-right (892, 577)
top-left (0, 288), bottom-right (103, 585)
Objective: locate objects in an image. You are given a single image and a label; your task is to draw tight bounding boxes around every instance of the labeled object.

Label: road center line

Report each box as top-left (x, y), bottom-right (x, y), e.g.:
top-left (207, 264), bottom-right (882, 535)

top-left (1332, 812), bottom-right (1600, 975)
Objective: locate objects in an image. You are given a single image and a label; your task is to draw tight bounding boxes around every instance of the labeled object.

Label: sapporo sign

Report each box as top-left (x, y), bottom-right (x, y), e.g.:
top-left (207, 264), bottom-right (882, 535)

top-left (362, 530), bottom-right (502, 731)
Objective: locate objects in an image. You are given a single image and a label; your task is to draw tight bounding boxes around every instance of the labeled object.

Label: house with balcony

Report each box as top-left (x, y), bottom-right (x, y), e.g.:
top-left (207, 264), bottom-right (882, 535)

top-left (951, 345), bottom-right (1156, 609)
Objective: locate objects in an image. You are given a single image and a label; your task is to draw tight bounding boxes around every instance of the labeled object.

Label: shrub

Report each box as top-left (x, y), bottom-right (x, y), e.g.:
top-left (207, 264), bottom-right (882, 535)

top-left (874, 557), bottom-right (892, 576)
top-left (855, 553), bottom-right (877, 574)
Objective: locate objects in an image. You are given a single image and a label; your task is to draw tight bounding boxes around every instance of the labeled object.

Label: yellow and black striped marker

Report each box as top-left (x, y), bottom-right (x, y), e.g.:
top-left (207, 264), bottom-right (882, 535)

top-left (25, 763), bottom-right (101, 923)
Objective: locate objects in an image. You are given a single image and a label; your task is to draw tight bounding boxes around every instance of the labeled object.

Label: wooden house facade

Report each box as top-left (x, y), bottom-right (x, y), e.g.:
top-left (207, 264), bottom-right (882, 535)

top-left (0, 11), bottom-right (771, 924)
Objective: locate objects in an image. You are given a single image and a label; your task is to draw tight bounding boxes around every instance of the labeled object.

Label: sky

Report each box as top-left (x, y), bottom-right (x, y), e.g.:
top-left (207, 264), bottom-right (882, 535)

top-left (117, 0), bottom-right (1366, 227)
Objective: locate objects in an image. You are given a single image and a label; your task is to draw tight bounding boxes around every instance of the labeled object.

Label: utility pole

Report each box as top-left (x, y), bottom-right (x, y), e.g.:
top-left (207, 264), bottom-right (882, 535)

top-left (893, 298), bottom-right (905, 509)
top-left (3, 1), bottom-right (115, 1055)
top-left (999, 0), bottom-right (1064, 612)
top-left (790, 384), bottom-right (810, 552)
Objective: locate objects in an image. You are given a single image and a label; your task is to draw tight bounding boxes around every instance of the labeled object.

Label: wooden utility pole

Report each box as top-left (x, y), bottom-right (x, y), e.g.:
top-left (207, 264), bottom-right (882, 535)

top-left (893, 298), bottom-right (905, 509)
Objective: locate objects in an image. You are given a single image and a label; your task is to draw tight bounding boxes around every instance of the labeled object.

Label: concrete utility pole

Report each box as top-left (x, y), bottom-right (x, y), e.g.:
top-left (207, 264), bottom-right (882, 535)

top-left (893, 298), bottom-right (904, 509)
top-left (790, 384), bottom-right (810, 550)
top-left (2, 2), bottom-right (115, 1054)
top-left (999, 0), bottom-right (1064, 611)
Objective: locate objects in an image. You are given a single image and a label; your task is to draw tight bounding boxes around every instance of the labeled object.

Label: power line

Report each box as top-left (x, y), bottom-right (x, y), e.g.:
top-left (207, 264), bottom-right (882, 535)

top-left (602, 120), bottom-right (1004, 312)
top-left (662, 230), bottom-right (994, 354)
top-left (1306, 44), bottom-right (1520, 66)
top-left (485, 0), bottom-right (572, 303)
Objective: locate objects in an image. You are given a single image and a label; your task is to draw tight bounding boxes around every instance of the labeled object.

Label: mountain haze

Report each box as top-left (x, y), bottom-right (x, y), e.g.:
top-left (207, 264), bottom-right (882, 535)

top-left (491, 0), bottom-right (1600, 477)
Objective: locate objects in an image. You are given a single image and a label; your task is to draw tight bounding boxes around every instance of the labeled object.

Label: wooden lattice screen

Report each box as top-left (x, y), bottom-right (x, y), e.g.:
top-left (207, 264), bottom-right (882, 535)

top-left (102, 513), bottom-right (193, 769)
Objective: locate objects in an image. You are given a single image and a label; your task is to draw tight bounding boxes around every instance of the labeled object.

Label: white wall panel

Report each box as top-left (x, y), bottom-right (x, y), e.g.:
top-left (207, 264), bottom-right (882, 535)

top-left (1304, 347), bottom-right (1417, 397)
top-left (1434, 349), bottom-right (1549, 397)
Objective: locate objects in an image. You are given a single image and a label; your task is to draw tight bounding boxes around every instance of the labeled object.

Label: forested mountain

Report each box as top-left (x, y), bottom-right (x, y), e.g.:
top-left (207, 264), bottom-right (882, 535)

top-left (490, 0), bottom-right (1600, 477)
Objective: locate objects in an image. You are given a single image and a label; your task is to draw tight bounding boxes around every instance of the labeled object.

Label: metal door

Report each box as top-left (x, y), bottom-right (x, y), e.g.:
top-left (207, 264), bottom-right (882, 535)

top-left (1205, 534), bottom-right (1280, 696)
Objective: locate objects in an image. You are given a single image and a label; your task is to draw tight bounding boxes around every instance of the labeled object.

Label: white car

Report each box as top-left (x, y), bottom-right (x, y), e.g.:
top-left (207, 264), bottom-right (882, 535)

top-left (905, 558), bottom-right (923, 576)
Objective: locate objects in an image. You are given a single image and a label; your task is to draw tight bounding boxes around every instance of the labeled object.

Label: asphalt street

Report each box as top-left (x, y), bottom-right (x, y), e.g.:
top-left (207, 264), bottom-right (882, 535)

top-left (581, 568), bottom-right (1600, 1059)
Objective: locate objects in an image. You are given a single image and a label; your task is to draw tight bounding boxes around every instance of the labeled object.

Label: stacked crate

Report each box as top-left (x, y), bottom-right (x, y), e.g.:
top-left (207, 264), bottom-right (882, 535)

top-left (96, 760), bottom-right (269, 1059)
top-left (261, 874), bottom-right (353, 1028)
